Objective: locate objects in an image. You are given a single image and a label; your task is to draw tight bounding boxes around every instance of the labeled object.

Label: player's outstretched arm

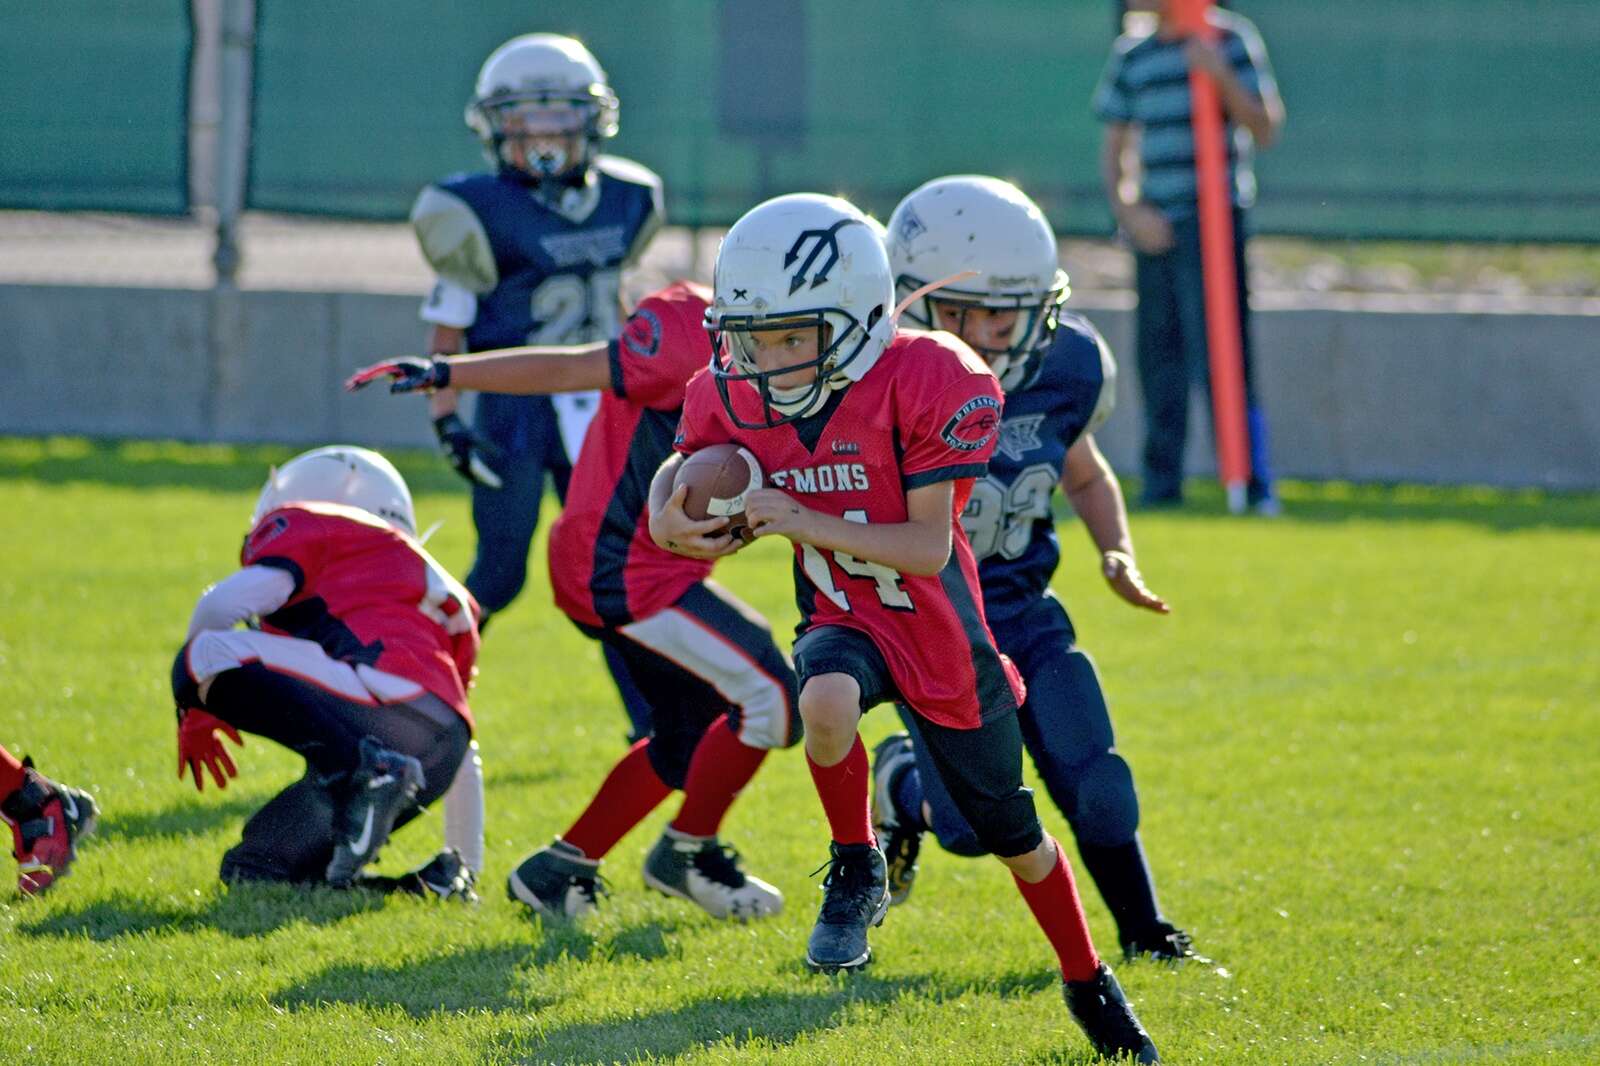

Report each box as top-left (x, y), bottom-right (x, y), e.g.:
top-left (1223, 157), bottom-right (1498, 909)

top-left (647, 454), bottom-right (743, 559)
top-left (1062, 435), bottom-right (1169, 614)
top-left (744, 482), bottom-right (955, 576)
top-left (345, 341), bottom-right (611, 397)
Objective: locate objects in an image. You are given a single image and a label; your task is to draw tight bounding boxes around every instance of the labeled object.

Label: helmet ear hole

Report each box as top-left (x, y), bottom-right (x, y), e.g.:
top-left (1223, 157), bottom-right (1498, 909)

top-left (865, 305), bottom-right (884, 330)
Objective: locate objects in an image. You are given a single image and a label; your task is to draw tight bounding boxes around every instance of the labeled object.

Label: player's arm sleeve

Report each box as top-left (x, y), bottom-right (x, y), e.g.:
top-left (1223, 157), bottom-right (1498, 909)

top-left (185, 565), bottom-right (297, 640)
top-left (239, 510), bottom-right (329, 603)
top-left (420, 277), bottom-right (478, 329)
top-left (1091, 44), bottom-right (1134, 123)
top-left (671, 373), bottom-right (725, 455)
top-left (900, 373), bottom-right (1005, 489)
top-left (608, 292), bottom-right (708, 411)
top-left (410, 185), bottom-right (500, 295)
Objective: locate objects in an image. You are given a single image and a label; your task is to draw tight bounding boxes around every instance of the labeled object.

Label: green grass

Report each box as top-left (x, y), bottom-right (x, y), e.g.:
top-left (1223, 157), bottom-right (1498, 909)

top-left (1, 437), bottom-right (1596, 1065)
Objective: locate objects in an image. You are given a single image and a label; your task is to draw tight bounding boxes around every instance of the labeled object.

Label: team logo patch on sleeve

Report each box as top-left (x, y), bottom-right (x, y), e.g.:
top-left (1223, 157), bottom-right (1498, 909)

top-left (621, 308), bottom-right (662, 358)
top-left (940, 395), bottom-right (1003, 452)
top-left (246, 514), bottom-right (291, 554)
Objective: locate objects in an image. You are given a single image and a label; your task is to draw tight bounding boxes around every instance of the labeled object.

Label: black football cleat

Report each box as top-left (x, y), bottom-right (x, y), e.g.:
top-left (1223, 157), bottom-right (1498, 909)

top-left (507, 838), bottom-right (605, 920)
top-left (325, 736), bottom-right (424, 887)
top-left (642, 828), bottom-right (783, 920)
top-left (358, 848), bottom-right (478, 902)
top-left (1122, 922), bottom-right (1213, 965)
top-left (1064, 963), bottom-right (1160, 1063)
top-left (870, 732), bottom-right (923, 906)
top-left (804, 841), bottom-right (889, 974)
top-left (2, 759), bottom-right (98, 896)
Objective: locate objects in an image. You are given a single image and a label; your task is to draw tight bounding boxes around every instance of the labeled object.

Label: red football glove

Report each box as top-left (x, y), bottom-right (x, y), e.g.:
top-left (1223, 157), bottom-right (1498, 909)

top-left (177, 708), bottom-right (243, 792)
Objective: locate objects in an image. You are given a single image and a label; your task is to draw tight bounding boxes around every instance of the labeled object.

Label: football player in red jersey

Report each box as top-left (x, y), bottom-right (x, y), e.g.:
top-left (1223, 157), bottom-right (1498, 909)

top-left (171, 447), bottom-right (479, 898)
top-left (1, 744), bottom-right (97, 896)
top-left (651, 194), bottom-right (1159, 1062)
top-left (348, 281), bottom-right (800, 922)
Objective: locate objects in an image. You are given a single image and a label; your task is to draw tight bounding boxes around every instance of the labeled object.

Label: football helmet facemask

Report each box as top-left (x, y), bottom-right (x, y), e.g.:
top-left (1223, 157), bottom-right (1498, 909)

top-left (887, 175), bottom-right (1069, 392)
top-left (252, 446), bottom-right (417, 536)
top-left (465, 34), bottom-right (619, 185)
top-left (706, 194), bottom-right (894, 429)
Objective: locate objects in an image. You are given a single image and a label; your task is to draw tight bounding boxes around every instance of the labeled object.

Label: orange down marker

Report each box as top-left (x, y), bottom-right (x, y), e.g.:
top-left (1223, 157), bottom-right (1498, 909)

top-left (1168, 0), bottom-right (1251, 512)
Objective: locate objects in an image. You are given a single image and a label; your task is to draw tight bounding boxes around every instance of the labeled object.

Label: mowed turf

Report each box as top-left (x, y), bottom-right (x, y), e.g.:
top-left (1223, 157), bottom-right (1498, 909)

top-left (0, 437), bottom-right (1595, 1065)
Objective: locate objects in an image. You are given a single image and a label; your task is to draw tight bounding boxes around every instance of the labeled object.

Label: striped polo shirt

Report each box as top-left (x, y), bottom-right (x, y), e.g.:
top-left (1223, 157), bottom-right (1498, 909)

top-left (1092, 9), bottom-right (1278, 220)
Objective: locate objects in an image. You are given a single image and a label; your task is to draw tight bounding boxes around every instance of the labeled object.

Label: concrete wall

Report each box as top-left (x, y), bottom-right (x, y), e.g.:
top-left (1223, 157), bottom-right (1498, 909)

top-left (3, 283), bottom-right (1597, 489)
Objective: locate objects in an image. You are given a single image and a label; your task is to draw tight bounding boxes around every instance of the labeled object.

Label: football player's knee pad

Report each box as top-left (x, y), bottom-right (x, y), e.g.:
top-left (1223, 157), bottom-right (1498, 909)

top-left (219, 843), bottom-right (306, 886)
top-left (1069, 751), bottom-right (1140, 847)
top-left (968, 786), bottom-right (1046, 859)
top-left (644, 730), bottom-right (696, 791)
top-left (731, 690), bottom-right (804, 750)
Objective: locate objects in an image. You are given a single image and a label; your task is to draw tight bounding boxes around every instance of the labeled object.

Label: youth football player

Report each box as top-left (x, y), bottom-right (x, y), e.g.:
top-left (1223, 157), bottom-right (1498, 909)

top-left (1, 745), bottom-right (96, 896)
top-left (171, 447), bottom-right (479, 898)
top-left (348, 281), bottom-right (799, 922)
top-left (651, 194), bottom-right (1160, 1062)
top-left (872, 176), bottom-right (1204, 964)
top-left (413, 33), bottom-right (660, 736)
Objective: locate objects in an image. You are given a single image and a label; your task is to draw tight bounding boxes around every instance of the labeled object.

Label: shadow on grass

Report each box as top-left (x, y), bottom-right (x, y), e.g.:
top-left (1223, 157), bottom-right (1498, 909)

top-left (494, 967), bottom-right (1061, 1064)
top-left (0, 437), bottom-right (461, 496)
top-left (1114, 478), bottom-right (1600, 532)
top-left (274, 944), bottom-right (559, 1017)
top-left (17, 881), bottom-right (385, 940)
top-left (99, 793), bottom-right (262, 842)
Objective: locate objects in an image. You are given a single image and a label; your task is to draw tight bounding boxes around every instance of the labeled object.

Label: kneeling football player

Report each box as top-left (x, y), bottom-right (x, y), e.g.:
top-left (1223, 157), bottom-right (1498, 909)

top-left (1, 743), bottom-right (97, 896)
top-left (869, 176), bottom-right (1206, 965)
top-left (652, 193), bottom-right (1160, 1062)
top-left (172, 446), bottom-right (480, 898)
top-left (348, 280), bottom-right (800, 923)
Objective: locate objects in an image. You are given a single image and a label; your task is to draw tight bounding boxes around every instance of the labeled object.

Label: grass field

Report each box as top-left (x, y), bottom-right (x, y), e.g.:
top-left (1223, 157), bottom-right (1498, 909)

top-left (1, 437), bottom-right (1596, 1065)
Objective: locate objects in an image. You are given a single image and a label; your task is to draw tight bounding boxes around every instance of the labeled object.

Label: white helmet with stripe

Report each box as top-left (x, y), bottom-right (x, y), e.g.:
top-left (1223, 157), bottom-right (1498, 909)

top-left (252, 446), bottom-right (416, 536)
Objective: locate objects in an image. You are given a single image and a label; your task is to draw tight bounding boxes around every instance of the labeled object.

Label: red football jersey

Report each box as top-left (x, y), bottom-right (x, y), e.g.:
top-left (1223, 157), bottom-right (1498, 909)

top-left (676, 329), bottom-right (1025, 729)
top-left (241, 502), bottom-right (480, 726)
top-left (548, 281), bottom-right (716, 628)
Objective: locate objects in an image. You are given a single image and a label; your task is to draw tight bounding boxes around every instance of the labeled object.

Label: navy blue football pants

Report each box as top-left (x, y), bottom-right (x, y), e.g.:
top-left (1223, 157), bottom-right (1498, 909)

top-left (468, 392), bottom-right (651, 740)
top-left (1133, 208), bottom-right (1274, 504)
top-left (897, 594), bottom-right (1140, 856)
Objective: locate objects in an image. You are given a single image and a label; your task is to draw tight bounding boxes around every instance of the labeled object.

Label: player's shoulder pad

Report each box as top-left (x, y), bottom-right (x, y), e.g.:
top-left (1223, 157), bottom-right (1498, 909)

top-left (410, 182), bottom-right (500, 295)
top-left (1054, 312), bottom-right (1119, 436)
top-left (893, 327), bottom-right (992, 379)
top-left (594, 154), bottom-right (663, 194)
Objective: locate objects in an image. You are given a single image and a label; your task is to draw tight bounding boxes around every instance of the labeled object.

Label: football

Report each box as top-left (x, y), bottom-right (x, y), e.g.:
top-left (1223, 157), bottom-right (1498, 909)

top-left (674, 443), bottom-right (763, 543)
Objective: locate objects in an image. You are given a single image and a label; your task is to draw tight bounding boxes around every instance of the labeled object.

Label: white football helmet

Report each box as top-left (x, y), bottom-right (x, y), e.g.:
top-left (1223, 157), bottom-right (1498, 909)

top-left (886, 176), bottom-right (1070, 391)
top-left (706, 193), bottom-right (894, 428)
top-left (252, 446), bottom-right (417, 536)
top-left (465, 34), bottom-right (619, 182)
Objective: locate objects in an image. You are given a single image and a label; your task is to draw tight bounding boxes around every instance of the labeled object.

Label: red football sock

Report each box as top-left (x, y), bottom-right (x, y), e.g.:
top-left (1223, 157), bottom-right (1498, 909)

top-left (670, 715), bottom-right (769, 838)
top-left (561, 738), bottom-right (673, 860)
top-left (806, 734), bottom-right (874, 846)
top-left (1013, 836), bottom-right (1101, 983)
top-left (0, 745), bottom-right (24, 799)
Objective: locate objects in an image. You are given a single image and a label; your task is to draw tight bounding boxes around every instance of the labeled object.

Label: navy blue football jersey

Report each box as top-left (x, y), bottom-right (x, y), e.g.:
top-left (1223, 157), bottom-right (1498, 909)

top-left (412, 155), bottom-right (663, 351)
top-left (960, 312), bottom-right (1116, 624)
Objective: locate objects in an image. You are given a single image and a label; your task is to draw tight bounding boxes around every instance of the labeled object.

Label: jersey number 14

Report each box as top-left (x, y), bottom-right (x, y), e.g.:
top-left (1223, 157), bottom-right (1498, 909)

top-left (799, 510), bottom-right (914, 612)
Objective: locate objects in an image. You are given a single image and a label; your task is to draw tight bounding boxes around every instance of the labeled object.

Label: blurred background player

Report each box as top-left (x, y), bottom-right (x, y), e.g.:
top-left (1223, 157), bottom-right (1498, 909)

top-left (1, 744), bottom-right (97, 896)
top-left (875, 175), bottom-right (1204, 964)
top-left (349, 280), bottom-right (800, 923)
top-left (171, 447), bottom-right (478, 898)
top-left (1095, 0), bottom-right (1284, 512)
top-left (412, 32), bottom-right (661, 736)
top-left (653, 194), bottom-right (1158, 1062)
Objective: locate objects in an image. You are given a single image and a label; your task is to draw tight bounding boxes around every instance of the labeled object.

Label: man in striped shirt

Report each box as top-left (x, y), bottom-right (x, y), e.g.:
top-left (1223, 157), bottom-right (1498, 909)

top-left (1094, 2), bottom-right (1285, 512)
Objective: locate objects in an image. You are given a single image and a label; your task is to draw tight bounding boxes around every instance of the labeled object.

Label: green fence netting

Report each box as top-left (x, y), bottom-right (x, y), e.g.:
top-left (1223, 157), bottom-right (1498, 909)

top-left (0, 1), bottom-right (190, 214)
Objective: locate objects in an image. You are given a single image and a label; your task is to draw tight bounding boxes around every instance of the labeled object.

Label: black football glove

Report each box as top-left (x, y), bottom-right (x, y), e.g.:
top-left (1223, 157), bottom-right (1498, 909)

top-left (433, 413), bottom-right (503, 489)
top-left (344, 356), bottom-right (451, 394)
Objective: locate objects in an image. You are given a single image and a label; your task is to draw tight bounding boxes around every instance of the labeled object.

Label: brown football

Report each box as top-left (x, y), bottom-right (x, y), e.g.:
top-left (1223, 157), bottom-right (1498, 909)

top-left (674, 443), bottom-right (763, 543)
